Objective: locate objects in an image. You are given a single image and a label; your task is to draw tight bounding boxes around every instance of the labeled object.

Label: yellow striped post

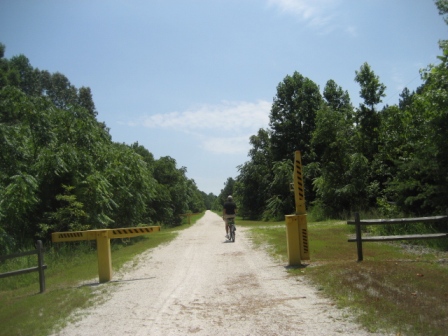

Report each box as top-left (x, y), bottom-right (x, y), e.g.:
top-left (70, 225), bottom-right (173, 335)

top-left (285, 151), bottom-right (310, 266)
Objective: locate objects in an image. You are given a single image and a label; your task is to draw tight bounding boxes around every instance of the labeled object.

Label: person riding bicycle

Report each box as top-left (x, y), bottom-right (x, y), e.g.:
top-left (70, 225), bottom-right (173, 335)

top-left (223, 195), bottom-right (237, 238)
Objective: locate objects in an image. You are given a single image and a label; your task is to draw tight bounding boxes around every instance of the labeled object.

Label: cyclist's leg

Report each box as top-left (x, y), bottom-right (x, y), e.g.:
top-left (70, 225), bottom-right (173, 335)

top-left (224, 216), bottom-right (229, 236)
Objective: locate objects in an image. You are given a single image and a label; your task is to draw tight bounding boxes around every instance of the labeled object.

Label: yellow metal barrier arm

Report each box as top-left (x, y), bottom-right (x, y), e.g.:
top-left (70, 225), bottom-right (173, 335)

top-left (52, 226), bottom-right (161, 283)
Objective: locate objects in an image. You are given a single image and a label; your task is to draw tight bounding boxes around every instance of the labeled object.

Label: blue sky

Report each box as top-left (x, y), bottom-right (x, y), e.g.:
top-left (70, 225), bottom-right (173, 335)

top-left (1, 0), bottom-right (446, 195)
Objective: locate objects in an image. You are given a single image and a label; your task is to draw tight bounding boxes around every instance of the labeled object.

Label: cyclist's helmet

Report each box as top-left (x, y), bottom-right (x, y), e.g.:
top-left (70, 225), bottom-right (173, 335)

top-left (227, 195), bottom-right (233, 201)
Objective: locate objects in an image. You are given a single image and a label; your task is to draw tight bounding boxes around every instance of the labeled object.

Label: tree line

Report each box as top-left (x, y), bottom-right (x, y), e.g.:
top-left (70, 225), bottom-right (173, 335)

top-left (0, 44), bottom-right (216, 254)
top-left (226, 1), bottom-right (448, 222)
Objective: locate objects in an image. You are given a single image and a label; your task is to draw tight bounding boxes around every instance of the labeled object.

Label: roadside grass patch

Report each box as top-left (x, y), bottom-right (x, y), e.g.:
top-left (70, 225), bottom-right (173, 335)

top-left (242, 218), bottom-right (448, 336)
top-left (0, 213), bottom-right (204, 336)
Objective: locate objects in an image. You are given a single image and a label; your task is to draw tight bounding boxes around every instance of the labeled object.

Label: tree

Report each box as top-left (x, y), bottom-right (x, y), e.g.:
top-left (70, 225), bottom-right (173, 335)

top-left (43, 72), bottom-right (78, 110)
top-left (354, 62), bottom-right (386, 161)
top-left (0, 43), bottom-right (211, 249)
top-left (269, 71), bottom-right (322, 164)
top-left (235, 129), bottom-right (272, 219)
top-left (218, 177), bottom-right (236, 206)
top-left (384, 41), bottom-right (448, 215)
top-left (269, 72), bottom-right (322, 205)
top-left (78, 86), bottom-right (97, 116)
top-left (9, 55), bottom-right (41, 96)
top-left (151, 156), bottom-right (189, 226)
top-left (436, 0), bottom-right (448, 24)
top-left (262, 159), bottom-right (294, 220)
top-left (311, 80), bottom-right (355, 216)
top-left (323, 79), bottom-right (353, 115)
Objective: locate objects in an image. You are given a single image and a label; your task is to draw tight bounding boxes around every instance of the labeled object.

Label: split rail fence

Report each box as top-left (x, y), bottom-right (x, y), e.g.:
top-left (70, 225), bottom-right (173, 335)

top-left (0, 240), bottom-right (47, 293)
top-left (347, 211), bottom-right (448, 261)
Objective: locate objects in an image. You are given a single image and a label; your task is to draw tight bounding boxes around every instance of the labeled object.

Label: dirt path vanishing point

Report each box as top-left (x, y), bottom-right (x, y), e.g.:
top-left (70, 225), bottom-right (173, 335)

top-left (52, 210), bottom-right (380, 336)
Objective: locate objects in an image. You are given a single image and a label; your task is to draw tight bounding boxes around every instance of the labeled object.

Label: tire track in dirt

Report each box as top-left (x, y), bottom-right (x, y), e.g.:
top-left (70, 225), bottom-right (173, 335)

top-left (51, 211), bottom-right (382, 336)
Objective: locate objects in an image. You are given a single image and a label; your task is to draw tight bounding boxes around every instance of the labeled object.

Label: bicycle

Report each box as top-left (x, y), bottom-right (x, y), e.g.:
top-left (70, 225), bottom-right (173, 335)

top-left (227, 217), bottom-right (236, 242)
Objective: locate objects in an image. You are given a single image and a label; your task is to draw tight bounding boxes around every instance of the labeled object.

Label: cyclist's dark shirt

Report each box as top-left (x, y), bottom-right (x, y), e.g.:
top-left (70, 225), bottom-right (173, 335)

top-left (223, 201), bottom-right (237, 215)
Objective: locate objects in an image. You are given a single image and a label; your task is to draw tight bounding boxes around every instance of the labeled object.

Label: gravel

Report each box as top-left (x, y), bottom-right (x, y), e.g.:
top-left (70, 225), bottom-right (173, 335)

top-left (51, 210), bottom-right (381, 336)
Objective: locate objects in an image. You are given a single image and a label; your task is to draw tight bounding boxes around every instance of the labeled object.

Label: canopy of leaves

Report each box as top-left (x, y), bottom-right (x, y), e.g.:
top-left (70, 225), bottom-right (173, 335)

top-left (0, 45), bottom-right (210, 253)
top-left (231, 2), bottom-right (448, 221)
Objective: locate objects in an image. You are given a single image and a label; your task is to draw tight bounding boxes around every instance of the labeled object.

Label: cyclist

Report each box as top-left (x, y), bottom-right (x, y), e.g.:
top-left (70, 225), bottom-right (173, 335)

top-left (222, 195), bottom-right (237, 238)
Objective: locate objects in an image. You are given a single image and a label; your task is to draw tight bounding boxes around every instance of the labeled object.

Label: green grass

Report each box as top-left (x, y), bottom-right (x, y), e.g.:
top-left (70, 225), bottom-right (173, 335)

top-left (238, 218), bottom-right (448, 336)
top-left (3, 213), bottom-right (447, 335)
top-left (0, 212), bottom-right (204, 336)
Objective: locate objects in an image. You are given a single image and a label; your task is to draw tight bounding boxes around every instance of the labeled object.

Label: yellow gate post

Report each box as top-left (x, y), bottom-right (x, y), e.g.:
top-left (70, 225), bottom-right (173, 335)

top-left (52, 226), bottom-right (160, 283)
top-left (285, 151), bottom-right (310, 266)
top-left (92, 230), bottom-right (112, 283)
top-left (285, 215), bottom-right (301, 265)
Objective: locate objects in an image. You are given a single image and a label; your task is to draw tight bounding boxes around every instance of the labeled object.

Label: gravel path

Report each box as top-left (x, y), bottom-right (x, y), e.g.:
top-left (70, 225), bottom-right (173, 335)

top-left (52, 210), bottom-right (378, 336)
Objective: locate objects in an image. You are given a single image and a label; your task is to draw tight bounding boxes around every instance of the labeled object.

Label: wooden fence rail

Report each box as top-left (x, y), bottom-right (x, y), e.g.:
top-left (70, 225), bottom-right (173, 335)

top-left (347, 211), bottom-right (448, 261)
top-left (0, 240), bottom-right (47, 293)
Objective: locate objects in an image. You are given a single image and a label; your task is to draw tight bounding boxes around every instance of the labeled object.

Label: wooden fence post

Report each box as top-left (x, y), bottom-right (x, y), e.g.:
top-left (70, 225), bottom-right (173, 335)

top-left (36, 240), bottom-right (46, 293)
top-left (354, 212), bottom-right (363, 262)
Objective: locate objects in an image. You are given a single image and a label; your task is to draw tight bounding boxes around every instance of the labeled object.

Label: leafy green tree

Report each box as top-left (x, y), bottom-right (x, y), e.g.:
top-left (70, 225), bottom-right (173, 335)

top-left (354, 62), bottom-right (386, 161)
top-left (9, 55), bottom-right (41, 96)
top-left (322, 79), bottom-right (353, 116)
top-left (130, 141), bottom-right (156, 167)
top-left (218, 177), bottom-right (236, 206)
top-left (38, 185), bottom-right (89, 237)
top-left (78, 86), bottom-right (97, 116)
top-left (151, 156), bottom-right (189, 226)
top-left (43, 72), bottom-right (78, 110)
top-left (262, 159), bottom-right (294, 220)
top-left (100, 143), bottom-right (155, 228)
top-left (0, 43), bottom-right (212, 249)
top-left (201, 191), bottom-right (217, 210)
top-left (385, 46), bottom-right (448, 215)
top-left (0, 43), bottom-right (10, 89)
top-left (235, 129), bottom-right (272, 219)
top-left (374, 2), bottom-right (448, 216)
top-left (436, 0), bottom-right (448, 24)
top-left (185, 179), bottom-right (206, 213)
top-left (311, 80), bottom-right (355, 216)
top-left (269, 71), bottom-right (322, 164)
top-left (269, 72), bottom-right (322, 206)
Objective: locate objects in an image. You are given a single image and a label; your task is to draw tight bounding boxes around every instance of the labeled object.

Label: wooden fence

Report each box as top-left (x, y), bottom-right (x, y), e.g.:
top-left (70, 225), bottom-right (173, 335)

top-left (0, 240), bottom-right (47, 293)
top-left (347, 211), bottom-right (448, 261)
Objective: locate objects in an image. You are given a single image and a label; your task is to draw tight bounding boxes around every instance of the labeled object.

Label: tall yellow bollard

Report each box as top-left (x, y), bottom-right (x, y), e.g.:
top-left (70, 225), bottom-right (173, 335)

top-left (285, 151), bottom-right (310, 266)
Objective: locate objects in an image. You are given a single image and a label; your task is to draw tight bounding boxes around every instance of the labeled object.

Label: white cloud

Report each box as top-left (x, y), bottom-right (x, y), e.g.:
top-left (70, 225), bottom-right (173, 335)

top-left (201, 135), bottom-right (253, 155)
top-left (141, 100), bottom-right (271, 131)
top-left (137, 100), bottom-right (271, 155)
top-left (267, 0), bottom-right (352, 35)
top-left (267, 0), bottom-right (319, 20)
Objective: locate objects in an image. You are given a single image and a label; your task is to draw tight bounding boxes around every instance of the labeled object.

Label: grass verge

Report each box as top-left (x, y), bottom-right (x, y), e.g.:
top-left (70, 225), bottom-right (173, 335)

top-left (238, 218), bottom-right (448, 336)
top-left (0, 212), bottom-right (204, 336)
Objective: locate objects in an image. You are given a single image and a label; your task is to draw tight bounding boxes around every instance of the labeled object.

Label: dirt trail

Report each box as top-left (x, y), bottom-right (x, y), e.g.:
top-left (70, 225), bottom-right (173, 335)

top-left (52, 210), bottom-right (378, 336)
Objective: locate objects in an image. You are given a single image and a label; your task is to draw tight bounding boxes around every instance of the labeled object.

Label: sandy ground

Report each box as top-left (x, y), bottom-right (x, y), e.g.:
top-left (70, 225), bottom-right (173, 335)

top-left (51, 210), bottom-right (379, 336)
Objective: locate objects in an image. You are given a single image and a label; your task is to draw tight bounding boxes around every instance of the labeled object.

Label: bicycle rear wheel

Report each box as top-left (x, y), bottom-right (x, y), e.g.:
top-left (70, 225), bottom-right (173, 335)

top-left (230, 226), bottom-right (235, 242)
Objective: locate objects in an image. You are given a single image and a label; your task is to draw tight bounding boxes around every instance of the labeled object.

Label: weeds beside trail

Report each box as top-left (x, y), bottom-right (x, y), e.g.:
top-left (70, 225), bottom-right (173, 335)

top-left (240, 218), bottom-right (448, 336)
top-left (0, 213), bottom-right (204, 336)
